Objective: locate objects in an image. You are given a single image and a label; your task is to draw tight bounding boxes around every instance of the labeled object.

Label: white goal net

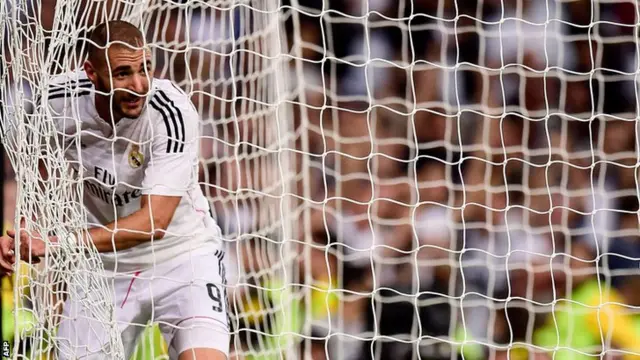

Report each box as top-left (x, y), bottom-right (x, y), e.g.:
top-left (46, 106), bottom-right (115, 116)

top-left (2, 0), bottom-right (640, 360)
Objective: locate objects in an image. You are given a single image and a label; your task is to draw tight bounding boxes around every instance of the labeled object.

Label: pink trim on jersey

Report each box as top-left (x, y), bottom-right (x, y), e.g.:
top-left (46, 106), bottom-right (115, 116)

top-left (121, 270), bottom-right (141, 308)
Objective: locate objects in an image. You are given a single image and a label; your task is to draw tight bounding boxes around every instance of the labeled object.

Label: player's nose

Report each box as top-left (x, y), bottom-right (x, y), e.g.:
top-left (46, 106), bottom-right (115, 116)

top-left (130, 73), bottom-right (148, 97)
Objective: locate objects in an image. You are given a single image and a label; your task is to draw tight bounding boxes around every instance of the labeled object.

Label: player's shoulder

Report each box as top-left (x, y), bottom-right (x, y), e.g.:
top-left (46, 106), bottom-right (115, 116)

top-left (49, 69), bottom-right (90, 85)
top-left (46, 69), bottom-right (93, 106)
top-left (146, 79), bottom-right (200, 143)
top-left (147, 80), bottom-right (198, 124)
top-left (148, 79), bottom-right (194, 111)
top-left (48, 69), bottom-right (92, 96)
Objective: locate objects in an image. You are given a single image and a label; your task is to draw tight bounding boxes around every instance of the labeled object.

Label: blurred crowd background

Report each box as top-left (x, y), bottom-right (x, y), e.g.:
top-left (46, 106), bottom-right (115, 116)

top-left (3, 0), bottom-right (640, 359)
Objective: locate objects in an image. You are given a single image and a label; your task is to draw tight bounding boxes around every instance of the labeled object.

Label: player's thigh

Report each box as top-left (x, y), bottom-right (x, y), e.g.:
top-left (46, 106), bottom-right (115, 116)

top-left (177, 347), bottom-right (227, 360)
top-left (57, 294), bottom-right (115, 360)
top-left (154, 249), bottom-right (230, 358)
top-left (57, 273), bottom-right (147, 359)
top-left (163, 316), bottom-right (229, 360)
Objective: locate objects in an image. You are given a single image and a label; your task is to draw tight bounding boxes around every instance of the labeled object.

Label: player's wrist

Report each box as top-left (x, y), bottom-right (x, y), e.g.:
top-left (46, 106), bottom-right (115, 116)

top-left (55, 230), bottom-right (84, 249)
top-left (59, 232), bottom-right (77, 248)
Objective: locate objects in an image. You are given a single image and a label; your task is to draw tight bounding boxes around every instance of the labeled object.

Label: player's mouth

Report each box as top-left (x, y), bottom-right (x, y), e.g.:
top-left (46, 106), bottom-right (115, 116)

top-left (124, 98), bottom-right (142, 107)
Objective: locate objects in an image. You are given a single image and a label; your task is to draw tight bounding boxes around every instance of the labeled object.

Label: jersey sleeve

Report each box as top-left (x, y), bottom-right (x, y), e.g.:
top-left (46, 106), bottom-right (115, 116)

top-left (142, 88), bottom-right (200, 197)
top-left (1, 82), bottom-right (69, 155)
top-left (42, 73), bottom-right (88, 152)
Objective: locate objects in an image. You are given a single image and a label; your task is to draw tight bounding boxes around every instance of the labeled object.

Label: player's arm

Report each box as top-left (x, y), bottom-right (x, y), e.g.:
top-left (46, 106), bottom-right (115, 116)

top-left (81, 194), bottom-right (181, 252)
top-left (7, 194), bottom-right (180, 260)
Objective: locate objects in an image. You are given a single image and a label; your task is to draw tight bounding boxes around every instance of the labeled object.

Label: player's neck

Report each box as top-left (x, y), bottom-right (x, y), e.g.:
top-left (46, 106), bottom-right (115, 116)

top-left (94, 94), bottom-right (123, 126)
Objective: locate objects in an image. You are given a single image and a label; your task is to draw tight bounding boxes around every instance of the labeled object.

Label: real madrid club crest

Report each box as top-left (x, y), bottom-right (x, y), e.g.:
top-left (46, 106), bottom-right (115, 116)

top-left (128, 144), bottom-right (144, 168)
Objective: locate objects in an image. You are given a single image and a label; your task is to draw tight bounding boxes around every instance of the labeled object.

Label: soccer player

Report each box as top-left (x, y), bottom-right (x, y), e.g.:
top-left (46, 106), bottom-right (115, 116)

top-left (0, 21), bottom-right (228, 360)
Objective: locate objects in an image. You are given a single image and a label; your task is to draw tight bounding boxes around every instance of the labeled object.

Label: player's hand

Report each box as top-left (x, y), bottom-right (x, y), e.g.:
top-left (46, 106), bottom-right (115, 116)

top-left (0, 235), bottom-right (16, 273)
top-left (8, 227), bottom-right (45, 264)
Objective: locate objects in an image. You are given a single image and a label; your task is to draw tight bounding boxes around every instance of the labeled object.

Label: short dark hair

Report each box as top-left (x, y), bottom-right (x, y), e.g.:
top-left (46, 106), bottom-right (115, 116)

top-left (86, 20), bottom-right (145, 66)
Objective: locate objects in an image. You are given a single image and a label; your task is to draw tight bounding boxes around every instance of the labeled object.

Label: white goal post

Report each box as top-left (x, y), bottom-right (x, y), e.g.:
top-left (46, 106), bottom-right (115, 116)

top-left (3, 0), bottom-right (640, 360)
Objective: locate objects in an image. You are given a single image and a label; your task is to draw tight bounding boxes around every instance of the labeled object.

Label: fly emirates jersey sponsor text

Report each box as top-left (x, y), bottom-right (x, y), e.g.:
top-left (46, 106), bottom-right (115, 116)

top-left (47, 70), bottom-right (222, 272)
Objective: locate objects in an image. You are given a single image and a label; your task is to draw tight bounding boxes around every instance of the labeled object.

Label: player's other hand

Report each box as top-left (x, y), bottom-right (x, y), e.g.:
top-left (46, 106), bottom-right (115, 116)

top-left (7, 227), bottom-right (46, 264)
top-left (0, 235), bottom-right (16, 273)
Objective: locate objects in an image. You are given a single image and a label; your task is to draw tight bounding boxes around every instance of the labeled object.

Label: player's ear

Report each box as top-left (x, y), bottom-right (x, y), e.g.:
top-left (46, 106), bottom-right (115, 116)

top-left (84, 60), bottom-right (98, 84)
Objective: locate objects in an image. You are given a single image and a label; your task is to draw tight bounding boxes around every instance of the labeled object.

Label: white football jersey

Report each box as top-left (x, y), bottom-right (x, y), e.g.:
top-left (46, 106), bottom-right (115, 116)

top-left (47, 70), bottom-right (222, 272)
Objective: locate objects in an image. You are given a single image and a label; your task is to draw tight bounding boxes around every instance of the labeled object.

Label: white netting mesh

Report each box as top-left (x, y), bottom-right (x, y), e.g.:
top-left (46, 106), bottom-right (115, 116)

top-left (2, 0), bottom-right (640, 359)
top-left (2, 0), bottom-right (297, 359)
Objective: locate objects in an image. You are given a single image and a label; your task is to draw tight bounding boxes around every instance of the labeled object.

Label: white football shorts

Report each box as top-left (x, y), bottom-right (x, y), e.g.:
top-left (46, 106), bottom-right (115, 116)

top-left (56, 244), bottom-right (230, 359)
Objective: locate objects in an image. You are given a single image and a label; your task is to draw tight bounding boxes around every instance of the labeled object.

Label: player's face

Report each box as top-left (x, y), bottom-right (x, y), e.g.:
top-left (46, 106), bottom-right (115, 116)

top-left (97, 46), bottom-right (153, 120)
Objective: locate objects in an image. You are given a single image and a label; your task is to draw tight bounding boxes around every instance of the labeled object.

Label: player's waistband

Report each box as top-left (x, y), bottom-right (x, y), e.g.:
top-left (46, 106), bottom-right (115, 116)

top-left (99, 236), bottom-right (224, 273)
